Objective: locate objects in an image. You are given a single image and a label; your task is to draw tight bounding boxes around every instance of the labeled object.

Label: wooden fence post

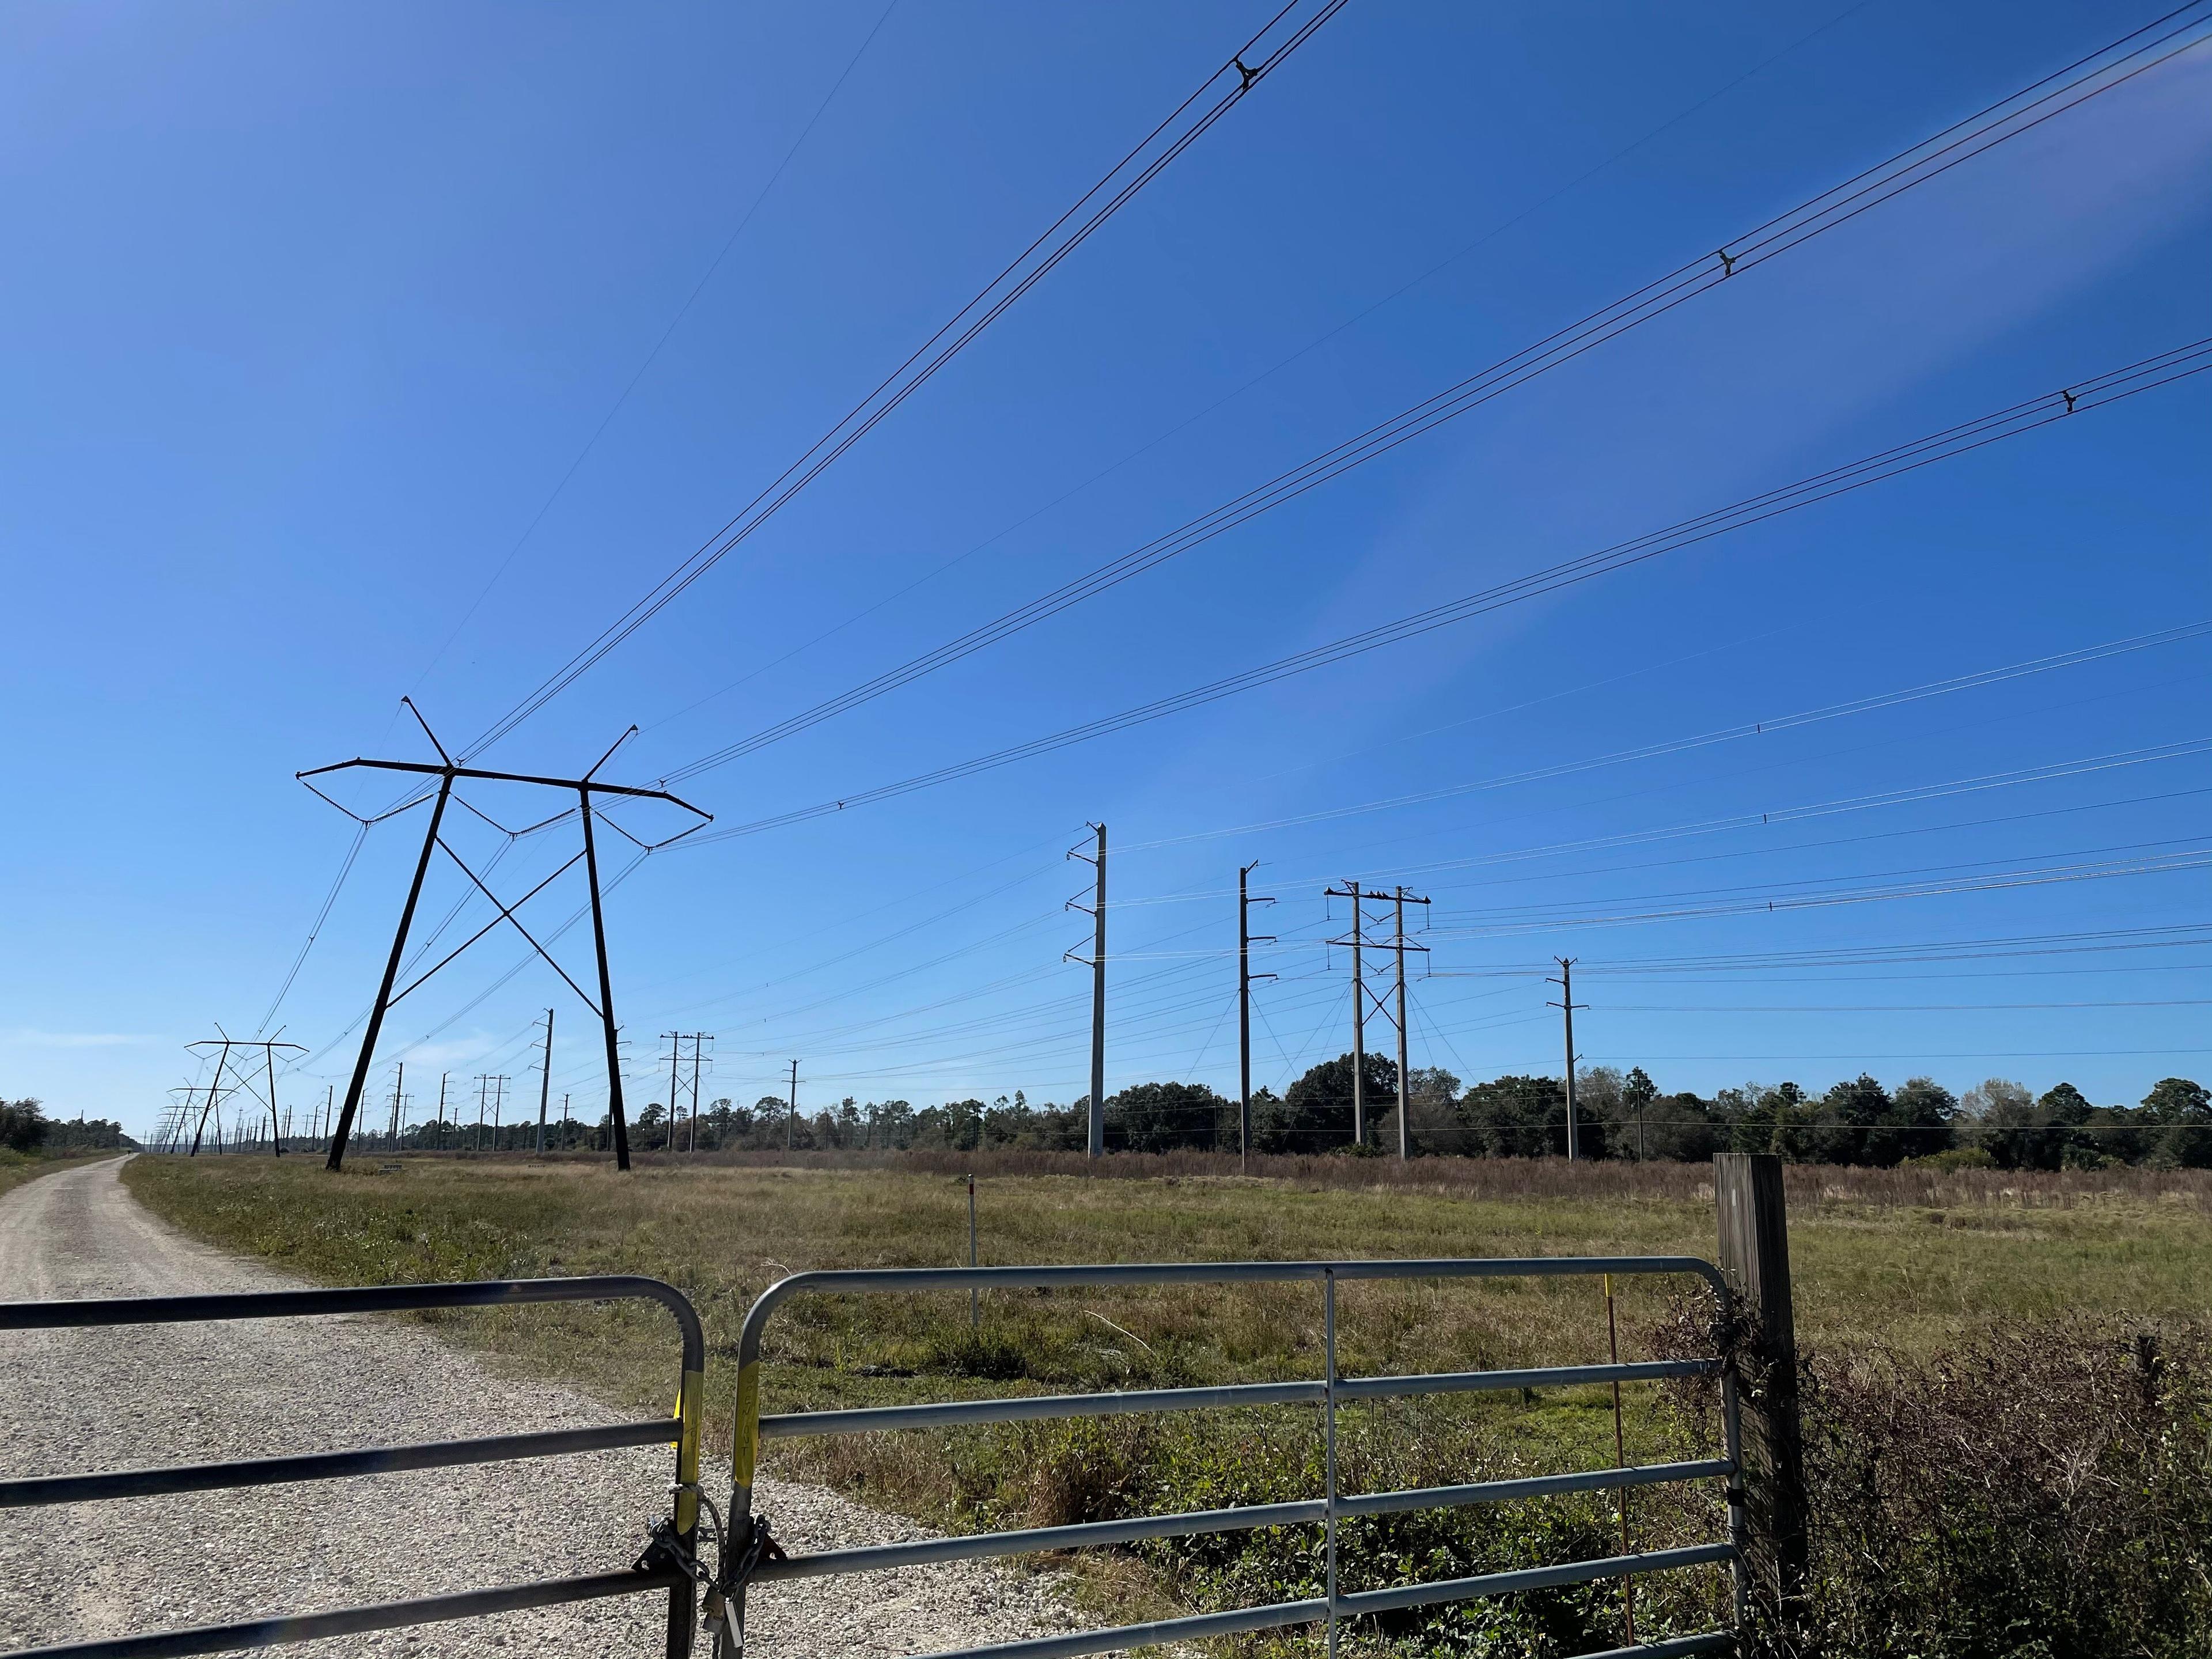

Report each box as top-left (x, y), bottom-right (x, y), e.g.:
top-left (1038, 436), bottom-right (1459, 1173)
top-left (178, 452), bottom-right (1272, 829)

top-left (1714, 1153), bottom-right (1808, 1631)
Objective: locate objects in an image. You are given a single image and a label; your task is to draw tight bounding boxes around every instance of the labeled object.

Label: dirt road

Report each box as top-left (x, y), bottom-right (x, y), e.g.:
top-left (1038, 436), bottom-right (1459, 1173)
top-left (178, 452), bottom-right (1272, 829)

top-left (0, 1158), bottom-right (1085, 1657)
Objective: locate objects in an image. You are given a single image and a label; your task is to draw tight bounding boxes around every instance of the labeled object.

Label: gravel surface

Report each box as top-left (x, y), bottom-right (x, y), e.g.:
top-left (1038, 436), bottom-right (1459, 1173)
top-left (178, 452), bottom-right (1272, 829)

top-left (0, 1158), bottom-right (1098, 1657)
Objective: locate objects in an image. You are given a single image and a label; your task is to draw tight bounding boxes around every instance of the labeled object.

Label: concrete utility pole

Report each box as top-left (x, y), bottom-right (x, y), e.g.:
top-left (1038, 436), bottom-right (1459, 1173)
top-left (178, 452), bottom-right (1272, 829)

top-left (536, 1009), bottom-right (554, 1154)
top-left (1065, 824), bottom-right (1107, 1158)
top-left (1237, 862), bottom-right (1275, 1173)
top-left (491, 1074), bottom-right (506, 1150)
top-left (786, 1060), bottom-right (799, 1150)
top-left (475, 1073), bottom-right (490, 1152)
top-left (388, 1060), bottom-right (405, 1150)
top-left (1548, 958), bottom-right (1587, 1160)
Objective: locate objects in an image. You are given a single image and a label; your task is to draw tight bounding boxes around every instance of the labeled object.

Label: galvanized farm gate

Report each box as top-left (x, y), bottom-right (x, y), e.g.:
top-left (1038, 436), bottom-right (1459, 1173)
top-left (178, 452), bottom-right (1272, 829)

top-left (0, 1276), bottom-right (708, 1659)
top-left (715, 1254), bottom-right (1746, 1659)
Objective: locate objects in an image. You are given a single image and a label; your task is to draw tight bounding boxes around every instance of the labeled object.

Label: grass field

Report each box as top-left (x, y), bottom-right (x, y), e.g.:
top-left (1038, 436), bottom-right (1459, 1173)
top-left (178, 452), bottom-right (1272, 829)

top-left (119, 1152), bottom-right (2212, 1655)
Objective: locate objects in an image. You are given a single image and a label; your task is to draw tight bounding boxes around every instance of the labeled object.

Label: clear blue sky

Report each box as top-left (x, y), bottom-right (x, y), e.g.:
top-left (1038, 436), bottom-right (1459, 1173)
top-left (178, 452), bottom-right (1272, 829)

top-left (3, 1), bottom-right (2207, 1138)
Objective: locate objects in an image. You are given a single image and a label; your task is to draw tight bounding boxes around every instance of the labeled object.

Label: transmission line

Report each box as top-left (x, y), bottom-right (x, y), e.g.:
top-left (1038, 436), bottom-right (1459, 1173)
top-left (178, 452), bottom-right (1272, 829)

top-left (461, 0), bottom-right (1350, 760)
top-left (656, 10), bottom-right (2212, 786)
top-left (685, 343), bottom-right (2212, 842)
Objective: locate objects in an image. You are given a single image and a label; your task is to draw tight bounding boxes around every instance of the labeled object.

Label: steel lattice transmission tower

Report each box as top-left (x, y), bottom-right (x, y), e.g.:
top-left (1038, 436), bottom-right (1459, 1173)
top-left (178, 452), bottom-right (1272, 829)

top-left (299, 701), bottom-right (709, 1173)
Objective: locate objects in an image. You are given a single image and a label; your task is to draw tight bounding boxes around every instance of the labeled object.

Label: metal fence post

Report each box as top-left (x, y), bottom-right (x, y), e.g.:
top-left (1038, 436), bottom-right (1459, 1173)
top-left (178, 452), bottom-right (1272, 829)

top-left (1323, 1268), bottom-right (1339, 1659)
top-left (1714, 1153), bottom-right (1808, 1637)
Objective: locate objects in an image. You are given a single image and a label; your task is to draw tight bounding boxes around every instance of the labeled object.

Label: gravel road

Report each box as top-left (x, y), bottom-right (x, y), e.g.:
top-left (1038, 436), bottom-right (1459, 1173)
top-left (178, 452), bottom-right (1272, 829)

top-left (1, 1158), bottom-right (1094, 1657)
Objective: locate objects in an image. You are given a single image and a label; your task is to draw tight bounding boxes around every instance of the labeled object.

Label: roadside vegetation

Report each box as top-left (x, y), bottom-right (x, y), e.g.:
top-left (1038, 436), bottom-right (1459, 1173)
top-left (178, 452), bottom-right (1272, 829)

top-left (123, 1155), bottom-right (2212, 1657)
top-left (0, 1097), bottom-right (133, 1198)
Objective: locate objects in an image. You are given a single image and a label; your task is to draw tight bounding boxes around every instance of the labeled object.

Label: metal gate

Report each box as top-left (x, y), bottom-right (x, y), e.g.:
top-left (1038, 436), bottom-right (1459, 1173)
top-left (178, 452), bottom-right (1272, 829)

top-left (716, 1255), bottom-right (1745, 1658)
top-left (0, 1276), bottom-right (707, 1659)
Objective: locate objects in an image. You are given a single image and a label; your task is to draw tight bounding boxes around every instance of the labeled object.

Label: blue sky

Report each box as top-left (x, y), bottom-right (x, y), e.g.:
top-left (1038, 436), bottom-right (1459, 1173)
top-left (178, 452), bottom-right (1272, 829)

top-left (3, 1), bottom-right (2207, 1138)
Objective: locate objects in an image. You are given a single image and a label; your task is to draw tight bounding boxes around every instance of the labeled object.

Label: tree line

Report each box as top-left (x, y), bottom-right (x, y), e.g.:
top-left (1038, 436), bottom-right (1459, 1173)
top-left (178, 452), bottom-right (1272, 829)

top-left (598, 1060), bottom-right (2212, 1171)
top-left (1, 1098), bottom-right (136, 1154)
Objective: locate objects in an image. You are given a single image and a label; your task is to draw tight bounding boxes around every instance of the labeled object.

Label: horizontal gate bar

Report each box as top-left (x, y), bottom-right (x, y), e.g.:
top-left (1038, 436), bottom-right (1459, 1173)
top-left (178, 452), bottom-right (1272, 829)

top-left (0, 1419), bottom-right (675, 1509)
top-left (905, 1596), bottom-right (1332, 1659)
top-left (1336, 1357), bottom-right (1717, 1401)
top-left (754, 1499), bottom-right (1330, 1581)
top-left (741, 1255), bottom-right (1727, 1315)
top-left (901, 1543), bottom-right (1735, 1659)
top-left (0, 1275), bottom-right (700, 1366)
top-left (1337, 1540), bottom-right (1737, 1616)
top-left (1575, 1634), bottom-right (1737, 1659)
top-left (9, 1567), bottom-right (684, 1659)
top-left (760, 1378), bottom-right (1325, 1438)
top-left (1334, 1458), bottom-right (1733, 1518)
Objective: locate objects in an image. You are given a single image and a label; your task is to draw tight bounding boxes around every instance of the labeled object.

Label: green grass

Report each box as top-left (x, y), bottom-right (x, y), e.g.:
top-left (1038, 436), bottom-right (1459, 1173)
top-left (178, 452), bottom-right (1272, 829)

top-left (119, 1154), bottom-right (2212, 1655)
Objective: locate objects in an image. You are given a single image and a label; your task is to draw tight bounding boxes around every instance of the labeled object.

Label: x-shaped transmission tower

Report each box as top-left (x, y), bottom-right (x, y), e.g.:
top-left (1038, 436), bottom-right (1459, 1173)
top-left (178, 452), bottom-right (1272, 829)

top-left (300, 702), bottom-right (709, 1172)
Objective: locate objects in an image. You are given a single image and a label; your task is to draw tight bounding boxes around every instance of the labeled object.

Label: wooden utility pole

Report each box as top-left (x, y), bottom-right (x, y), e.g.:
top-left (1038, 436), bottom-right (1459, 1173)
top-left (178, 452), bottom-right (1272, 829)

top-left (1715, 1153), bottom-right (1808, 1633)
top-left (1066, 824), bottom-right (1107, 1158)
top-left (1325, 883), bottom-right (1422, 1152)
top-left (1388, 887), bottom-right (1431, 1160)
top-left (1547, 958), bottom-right (1586, 1160)
top-left (1237, 862), bottom-right (1275, 1173)
top-left (664, 1031), bottom-right (684, 1153)
top-left (435, 1073), bottom-right (449, 1150)
top-left (536, 1010), bottom-right (554, 1154)
top-left (388, 1060), bottom-right (405, 1150)
top-left (688, 1033), bottom-right (710, 1152)
top-left (786, 1059), bottom-right (799, 1150)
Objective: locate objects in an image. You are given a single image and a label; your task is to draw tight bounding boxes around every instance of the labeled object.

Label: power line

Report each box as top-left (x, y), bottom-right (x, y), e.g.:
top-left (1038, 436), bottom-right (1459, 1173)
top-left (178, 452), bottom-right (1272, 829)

top-left (688, 348), bottom-right (2212, 843)
top-left (655, 15), bottom-right (2212, 787)
top-left (461, 0), bottom-right (1350, 760)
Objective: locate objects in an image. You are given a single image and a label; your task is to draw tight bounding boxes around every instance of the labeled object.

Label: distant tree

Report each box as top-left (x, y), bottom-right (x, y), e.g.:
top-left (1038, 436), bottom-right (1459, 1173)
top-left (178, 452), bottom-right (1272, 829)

top-left (1961, 1078), bottom-right (2036, 1169)
top-left (1105, 1081), bottom-right (1230, 1152)
top-left (1816, 1074), bottom-right (1895, 1165)
top-left (1891, 1077), bottom-right (1959, 1163)
top-left (1278, 1052), bottom-right (1398, 1153)
top-left (2143, 1077), bottom-right (2212, 1168)
top-left (1, 1099), bottom-right (48, 1153)
top-left (1460, 1074), bottom-right (1578, 1158)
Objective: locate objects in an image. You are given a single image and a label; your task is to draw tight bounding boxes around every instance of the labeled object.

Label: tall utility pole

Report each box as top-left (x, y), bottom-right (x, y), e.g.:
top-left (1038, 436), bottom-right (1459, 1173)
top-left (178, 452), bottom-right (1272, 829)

top-left (190, 1033), bottom-right (304, 1158)
top-left (1325, 884), bottom-right (1429, 1157)
top-left (688, 1033), bottom-right (711, 1153)
top-left (388, 1060), bottom-right (406, 1150)
top-left (436, 1074), bottom-right (450, 1150)
top-left (660, 1032), bottom-right (713, 1153)
top-left (535, 1009), bottom-right (554, 1154)
top-left (491, 1074), bottom-right (507, 1151)
top-left (187, 1037), bottom-right (233, 1157)
top-left (1324, 882), bottom-right (1365, 1145)
top-left (1237, 862), bottom-right (1275, 1173)
top-left (786, 1059), bottom-right (799, 1151)
top-left (298, 702), bottom-right (709, 1173)
top-left (664, 1032), bottom-right (684, 1154)
top-left (1548, 958), bottom-right (1587, 1161)
top-left (1388, 887), bottom-right (1431, 1161)
top-left (1065, 824), bottom-right (1107, 1158)
top-left (475, 1074), bottom-right (490, 1152)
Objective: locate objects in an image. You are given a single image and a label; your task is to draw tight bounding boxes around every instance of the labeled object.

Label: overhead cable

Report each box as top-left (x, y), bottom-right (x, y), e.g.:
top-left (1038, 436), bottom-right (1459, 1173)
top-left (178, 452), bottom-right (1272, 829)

top-left (660, 11), bottom-right (2212, 785)
top-left (461, 0), bottom-right (1350, 760)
